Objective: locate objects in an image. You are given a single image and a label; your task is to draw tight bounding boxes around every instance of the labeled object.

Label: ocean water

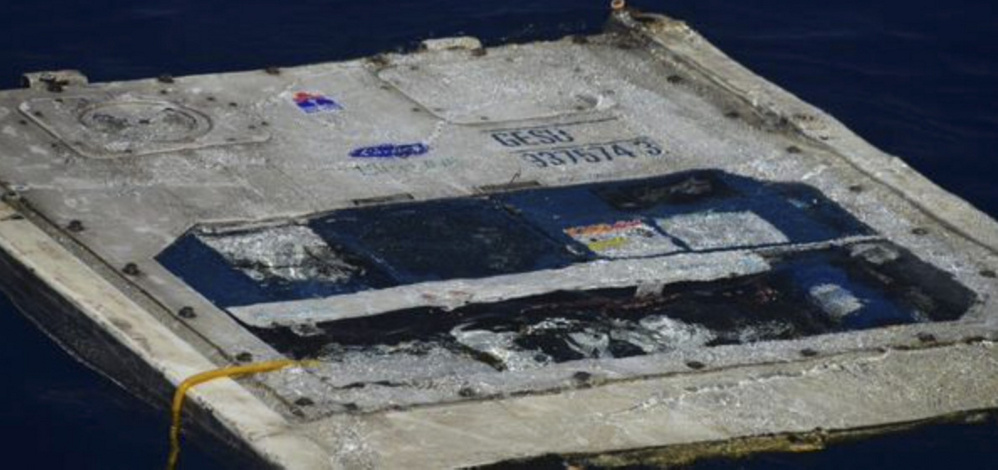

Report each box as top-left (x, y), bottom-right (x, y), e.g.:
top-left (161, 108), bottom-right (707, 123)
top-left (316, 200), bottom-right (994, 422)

top-left (0, 1), bottom-right (995, 468)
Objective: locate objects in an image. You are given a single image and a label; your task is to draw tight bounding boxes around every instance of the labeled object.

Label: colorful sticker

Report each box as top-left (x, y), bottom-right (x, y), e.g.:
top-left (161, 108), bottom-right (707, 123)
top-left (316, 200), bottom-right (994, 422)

top-left (349, 143), bottom-right (430, 159)
top-left (564, 219), bottom-right (681, 258)
top-left (292, 92), bottom-right (343, 114)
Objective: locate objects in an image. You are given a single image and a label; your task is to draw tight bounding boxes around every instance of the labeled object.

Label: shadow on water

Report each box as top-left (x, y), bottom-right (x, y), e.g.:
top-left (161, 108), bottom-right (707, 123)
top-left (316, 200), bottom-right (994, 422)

top-left (0, 1), bottom-right (995, 469)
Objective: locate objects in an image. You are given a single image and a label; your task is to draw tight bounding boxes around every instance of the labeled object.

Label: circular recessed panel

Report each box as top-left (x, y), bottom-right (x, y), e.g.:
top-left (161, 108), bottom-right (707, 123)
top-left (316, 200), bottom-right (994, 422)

top-left (78, 100), bottom-right (212, 143)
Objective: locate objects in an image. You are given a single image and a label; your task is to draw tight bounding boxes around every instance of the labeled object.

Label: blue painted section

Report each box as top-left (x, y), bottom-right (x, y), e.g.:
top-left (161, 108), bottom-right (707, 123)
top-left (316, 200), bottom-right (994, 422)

top-left (156, 231), bottom-right (395, 309)
top-left (777, 251), bottom-right (924, 329)
top-left (158, 171), bottom-right (873, 308)
top-left (308, 197), bottom-right (586, 285)
top-left (498, 171), bottom-right (872, 254)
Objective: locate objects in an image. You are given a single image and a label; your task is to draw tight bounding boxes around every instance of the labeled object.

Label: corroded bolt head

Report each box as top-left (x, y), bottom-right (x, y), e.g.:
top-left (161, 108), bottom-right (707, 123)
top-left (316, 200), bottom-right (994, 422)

top-left (67, 220), bottom-right (84, 232)
top-left (572, 371), bottom-right (593, 383)
top-left (122, 263), bottom-right (141, 276)
top-left (178, 306), bottom-right (196, 319)
top-left (264, 66), bottom-right (281, 75)
top-left (157, 74), bottom-right (175, 84)
top-left (235, 352), bottom-right (253, 363)
top-left (800, 348), bottom-right (819, 357)
top-left (294, 397), bottom-right (315, 407)
top-left (685, 360), bottom-right (706, 370)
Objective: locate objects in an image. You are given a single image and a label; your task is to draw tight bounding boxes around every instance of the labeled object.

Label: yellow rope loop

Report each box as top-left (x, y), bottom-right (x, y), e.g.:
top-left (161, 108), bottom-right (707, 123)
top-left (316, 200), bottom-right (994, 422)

top-left (611, 0), bottom-right (626, 11)
top-left (166, 359), bottom-right (320, 470)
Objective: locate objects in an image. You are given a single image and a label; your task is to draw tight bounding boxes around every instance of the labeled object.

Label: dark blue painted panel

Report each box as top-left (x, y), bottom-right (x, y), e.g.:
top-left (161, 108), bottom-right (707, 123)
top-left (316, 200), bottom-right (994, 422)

top-left (309, 197), bottom-right (585, 284)
top-left (158, 171), bottom-right (873, 308)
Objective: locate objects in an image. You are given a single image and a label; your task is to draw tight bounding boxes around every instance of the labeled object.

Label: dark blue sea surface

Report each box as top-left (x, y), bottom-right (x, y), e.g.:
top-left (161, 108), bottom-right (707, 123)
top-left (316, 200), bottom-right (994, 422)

top-left (0, 1), bottom-right (995, 469)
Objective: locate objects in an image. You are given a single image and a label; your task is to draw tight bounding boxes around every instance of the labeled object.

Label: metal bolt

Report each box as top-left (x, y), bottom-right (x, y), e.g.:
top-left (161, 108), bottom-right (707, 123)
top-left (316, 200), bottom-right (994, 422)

top-left (685, 360), bottom-right (706, 370)
top-left (458, 387), bottom-right (477, 397)
top-left (666, 74), bottom-right (684, 84)
top-left (848, 184), bottom-right (865, 193)
top-left (157, 74), bottom-right (175, 84)
top-left (343, 403), bottom-right (359, 412)
top-left (159, 89), bottom-right (169, 95)
top-left (786, 146), bottom-right (802, 154)
top-left (264, 66), bottom-right (281, 75)
top-left (32, 111), bottom-right (43, 118)
top-left (800, 348), bottom-right (819, 357)
top-left (724, 110), bottom-right (740, 119)
top-left (572, 371), bottom-right (593, 383)
top-left (294, 397), bottom-right (315, 407)
top-left (178, 306), bottom-right (197, 319)
top-left (228, 102), bottom-right (238, 107)
top-left (911, 227), bottom-right (930, 236)
top-left (235, 352), bottom-right (253, 363)
top-left (571, 35), bottom-right (590, 45)
top-left (122, 263), bottom-right (141, 276)
top-left (67, 220), bottom-right (84, 232)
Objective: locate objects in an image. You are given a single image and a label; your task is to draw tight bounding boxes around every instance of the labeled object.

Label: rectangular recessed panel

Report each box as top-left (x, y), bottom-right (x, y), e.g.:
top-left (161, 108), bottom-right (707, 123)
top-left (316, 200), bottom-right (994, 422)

top-left (20, 94), bottom-right (269, 158)
top-left (308, 198), bottom-right (584, 284)
top-left (379, 47), bottom-right (606, 123)
top-left (157, 171), bottom-right (878, 314)
top-left (252, 242), bottom-right (976, 375)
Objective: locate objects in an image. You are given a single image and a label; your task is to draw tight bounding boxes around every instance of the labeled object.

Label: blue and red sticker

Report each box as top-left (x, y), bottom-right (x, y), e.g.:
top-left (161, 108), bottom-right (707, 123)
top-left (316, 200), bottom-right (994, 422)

top-left (292, 91), bottom-right (343, 114)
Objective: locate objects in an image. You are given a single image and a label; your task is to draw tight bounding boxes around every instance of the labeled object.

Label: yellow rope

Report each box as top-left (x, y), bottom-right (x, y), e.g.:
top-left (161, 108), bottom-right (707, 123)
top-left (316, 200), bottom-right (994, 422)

top-left (166, 359), bottom-right (319, 470)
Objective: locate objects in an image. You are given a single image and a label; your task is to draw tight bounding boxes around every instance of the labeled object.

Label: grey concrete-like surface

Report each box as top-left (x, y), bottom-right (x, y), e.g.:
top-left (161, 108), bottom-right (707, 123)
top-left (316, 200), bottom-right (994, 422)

top-left (0, 7), bottom-right (996, 469)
